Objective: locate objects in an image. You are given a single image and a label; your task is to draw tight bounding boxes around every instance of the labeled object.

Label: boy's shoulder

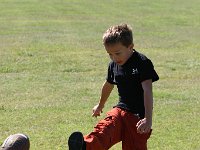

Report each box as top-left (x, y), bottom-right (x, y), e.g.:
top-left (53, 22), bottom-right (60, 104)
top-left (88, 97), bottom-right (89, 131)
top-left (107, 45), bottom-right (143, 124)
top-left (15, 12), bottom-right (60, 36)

top-left (134, 50), bottom-right (149, 61)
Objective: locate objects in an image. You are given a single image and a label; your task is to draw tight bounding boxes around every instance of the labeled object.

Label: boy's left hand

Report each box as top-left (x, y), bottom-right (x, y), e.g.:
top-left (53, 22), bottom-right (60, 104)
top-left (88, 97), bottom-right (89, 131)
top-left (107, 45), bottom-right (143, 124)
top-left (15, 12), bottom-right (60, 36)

top-left (136, 118), bottom-right (152, 134)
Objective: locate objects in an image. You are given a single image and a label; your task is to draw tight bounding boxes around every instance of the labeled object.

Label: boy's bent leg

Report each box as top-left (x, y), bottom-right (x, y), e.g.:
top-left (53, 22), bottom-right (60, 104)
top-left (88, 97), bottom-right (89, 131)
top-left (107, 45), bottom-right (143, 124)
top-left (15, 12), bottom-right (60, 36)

top-left (121, 111), bottom-right (152, 150)
top-left (133, 129), bottom-right (152, 150)
top-left (84, 108), bottom-right (123, 150)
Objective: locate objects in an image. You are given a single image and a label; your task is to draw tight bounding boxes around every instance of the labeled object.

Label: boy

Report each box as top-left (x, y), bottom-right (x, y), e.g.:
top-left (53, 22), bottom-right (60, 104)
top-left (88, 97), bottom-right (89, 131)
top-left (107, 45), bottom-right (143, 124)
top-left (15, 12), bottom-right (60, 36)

top-left (68, 24), bottom-right (159, 150)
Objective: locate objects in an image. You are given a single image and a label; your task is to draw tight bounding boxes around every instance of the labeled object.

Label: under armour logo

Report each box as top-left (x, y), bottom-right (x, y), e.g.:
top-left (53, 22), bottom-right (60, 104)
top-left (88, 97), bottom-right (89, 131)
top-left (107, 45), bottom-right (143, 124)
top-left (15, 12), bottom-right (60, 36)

top-left (132, 68), bottom-right (138, 74)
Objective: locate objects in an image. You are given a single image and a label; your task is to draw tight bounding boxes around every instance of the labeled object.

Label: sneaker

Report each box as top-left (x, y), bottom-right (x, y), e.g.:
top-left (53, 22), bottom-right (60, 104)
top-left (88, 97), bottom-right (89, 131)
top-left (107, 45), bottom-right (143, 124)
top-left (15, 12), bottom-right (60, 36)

top-left (1, 133), bottom-right (30, 150)
top-left (68, 132), bottom-right (84, 150)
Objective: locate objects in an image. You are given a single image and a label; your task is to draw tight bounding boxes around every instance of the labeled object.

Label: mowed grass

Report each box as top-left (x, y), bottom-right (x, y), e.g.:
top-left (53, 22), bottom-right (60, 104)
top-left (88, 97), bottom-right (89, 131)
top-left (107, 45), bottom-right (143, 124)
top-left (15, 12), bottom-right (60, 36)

top-left (0, 0), bottom-right (200, 149)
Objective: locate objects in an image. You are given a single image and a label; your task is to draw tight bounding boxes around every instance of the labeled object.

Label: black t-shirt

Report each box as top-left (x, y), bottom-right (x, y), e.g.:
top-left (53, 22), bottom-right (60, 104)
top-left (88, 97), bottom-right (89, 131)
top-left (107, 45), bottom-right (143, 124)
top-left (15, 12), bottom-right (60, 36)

top-left (106, 50), bottom-right (159, 118)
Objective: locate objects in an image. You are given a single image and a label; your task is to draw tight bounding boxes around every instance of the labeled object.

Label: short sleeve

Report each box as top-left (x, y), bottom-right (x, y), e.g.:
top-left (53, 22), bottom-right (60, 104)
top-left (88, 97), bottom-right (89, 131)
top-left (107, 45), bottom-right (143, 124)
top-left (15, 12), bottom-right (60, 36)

top-left (106, 63), bottom-right (117, 84)
top-left (139, 59), bottom-right (159, 83)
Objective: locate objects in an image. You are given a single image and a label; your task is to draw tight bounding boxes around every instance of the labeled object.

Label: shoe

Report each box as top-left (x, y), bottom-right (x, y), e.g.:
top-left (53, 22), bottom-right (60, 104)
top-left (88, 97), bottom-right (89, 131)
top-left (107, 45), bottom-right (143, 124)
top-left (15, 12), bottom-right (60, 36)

top-left (68, 132), bottom-right (84, 150)
top-left (1, 133), bottom-right (30, 150)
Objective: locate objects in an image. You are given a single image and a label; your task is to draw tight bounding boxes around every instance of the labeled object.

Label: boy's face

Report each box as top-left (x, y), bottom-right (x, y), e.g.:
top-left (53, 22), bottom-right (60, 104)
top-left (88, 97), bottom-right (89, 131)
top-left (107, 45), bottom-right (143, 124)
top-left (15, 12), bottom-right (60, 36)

top-left (105, 42), bottom-right (133, 65)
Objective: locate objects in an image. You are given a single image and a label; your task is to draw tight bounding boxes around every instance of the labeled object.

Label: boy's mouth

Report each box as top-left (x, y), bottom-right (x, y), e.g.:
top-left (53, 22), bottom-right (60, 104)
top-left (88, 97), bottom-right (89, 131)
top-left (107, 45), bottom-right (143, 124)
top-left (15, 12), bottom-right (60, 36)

top-left (116, 61), bottom-right (123, 65)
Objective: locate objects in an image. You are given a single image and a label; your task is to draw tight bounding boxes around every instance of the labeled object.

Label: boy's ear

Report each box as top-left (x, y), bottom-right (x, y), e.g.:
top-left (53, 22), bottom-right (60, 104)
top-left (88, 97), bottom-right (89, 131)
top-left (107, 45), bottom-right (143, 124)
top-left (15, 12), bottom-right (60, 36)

top-left (128, 43), bottom-right (134, 50)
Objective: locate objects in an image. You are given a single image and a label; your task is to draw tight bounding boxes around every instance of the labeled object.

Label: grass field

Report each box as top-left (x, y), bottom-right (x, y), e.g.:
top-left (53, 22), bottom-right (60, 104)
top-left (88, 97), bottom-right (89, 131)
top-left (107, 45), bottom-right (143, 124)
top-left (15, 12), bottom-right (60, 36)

top-left (0, 0), bottom-right (200, 149)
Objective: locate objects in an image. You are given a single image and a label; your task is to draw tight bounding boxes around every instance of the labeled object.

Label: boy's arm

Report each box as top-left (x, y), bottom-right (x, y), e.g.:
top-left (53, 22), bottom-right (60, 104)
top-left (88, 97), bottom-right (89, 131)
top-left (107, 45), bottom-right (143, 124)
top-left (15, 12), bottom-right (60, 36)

top-left (92, 81), bottom-right (114, 117)
top-left (136, 79), bottom-right (153, 134)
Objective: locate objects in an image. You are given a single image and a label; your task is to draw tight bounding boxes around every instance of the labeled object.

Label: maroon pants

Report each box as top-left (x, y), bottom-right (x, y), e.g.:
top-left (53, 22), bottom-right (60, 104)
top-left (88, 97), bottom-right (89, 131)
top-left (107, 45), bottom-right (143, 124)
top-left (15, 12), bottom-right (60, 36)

top-left (84, 107), bottom-right (152, 150)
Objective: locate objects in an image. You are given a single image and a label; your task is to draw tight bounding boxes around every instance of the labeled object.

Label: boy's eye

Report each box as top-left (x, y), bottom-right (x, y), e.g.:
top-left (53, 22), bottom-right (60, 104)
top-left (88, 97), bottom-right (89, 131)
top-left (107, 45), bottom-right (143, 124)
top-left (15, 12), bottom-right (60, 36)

top-left (116, 52), bottom-right (121, 55)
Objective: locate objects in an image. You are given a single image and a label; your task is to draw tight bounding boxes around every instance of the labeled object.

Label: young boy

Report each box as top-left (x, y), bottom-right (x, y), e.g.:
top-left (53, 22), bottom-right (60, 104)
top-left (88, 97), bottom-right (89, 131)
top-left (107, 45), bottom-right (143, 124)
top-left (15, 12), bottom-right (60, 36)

top-left (68, 24), bottom-right (159, 150)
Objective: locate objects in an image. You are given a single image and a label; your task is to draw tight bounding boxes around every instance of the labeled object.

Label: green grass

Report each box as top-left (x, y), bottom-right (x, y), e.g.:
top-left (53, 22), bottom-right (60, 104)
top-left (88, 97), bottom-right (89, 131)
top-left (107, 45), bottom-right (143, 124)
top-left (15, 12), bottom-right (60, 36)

top-left (0, 0), bottom-right (200, 149)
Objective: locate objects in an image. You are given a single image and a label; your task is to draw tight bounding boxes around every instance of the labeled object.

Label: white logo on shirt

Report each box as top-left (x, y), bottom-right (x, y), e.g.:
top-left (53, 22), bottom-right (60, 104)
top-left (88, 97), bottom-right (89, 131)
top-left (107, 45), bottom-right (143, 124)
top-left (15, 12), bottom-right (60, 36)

top-left (132, 68), bottom-right (138, 74)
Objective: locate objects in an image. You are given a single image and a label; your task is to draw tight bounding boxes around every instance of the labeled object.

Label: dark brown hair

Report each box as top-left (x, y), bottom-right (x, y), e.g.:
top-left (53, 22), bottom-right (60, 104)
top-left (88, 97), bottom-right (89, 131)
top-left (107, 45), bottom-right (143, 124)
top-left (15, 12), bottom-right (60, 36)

top-left (103, 24), bottom-right (133, 47)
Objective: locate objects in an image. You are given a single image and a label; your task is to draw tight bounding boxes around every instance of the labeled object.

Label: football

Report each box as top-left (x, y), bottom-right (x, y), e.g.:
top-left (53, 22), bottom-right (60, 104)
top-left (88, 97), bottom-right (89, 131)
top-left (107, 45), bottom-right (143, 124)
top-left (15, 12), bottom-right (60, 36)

top-left (1, 133), bottom-right (30, 150)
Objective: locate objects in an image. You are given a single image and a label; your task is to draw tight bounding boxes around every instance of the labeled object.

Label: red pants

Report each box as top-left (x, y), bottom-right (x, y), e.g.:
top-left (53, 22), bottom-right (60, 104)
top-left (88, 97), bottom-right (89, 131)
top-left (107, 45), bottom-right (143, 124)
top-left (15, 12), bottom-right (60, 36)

top-left (84, 107), bottom-right (152, 150)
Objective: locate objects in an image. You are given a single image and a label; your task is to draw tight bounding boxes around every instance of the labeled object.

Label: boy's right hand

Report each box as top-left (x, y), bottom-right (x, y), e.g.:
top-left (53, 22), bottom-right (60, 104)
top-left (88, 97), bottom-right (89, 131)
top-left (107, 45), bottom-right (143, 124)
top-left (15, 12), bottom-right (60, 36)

top-left (92, 104), bottom-right (104, 117)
